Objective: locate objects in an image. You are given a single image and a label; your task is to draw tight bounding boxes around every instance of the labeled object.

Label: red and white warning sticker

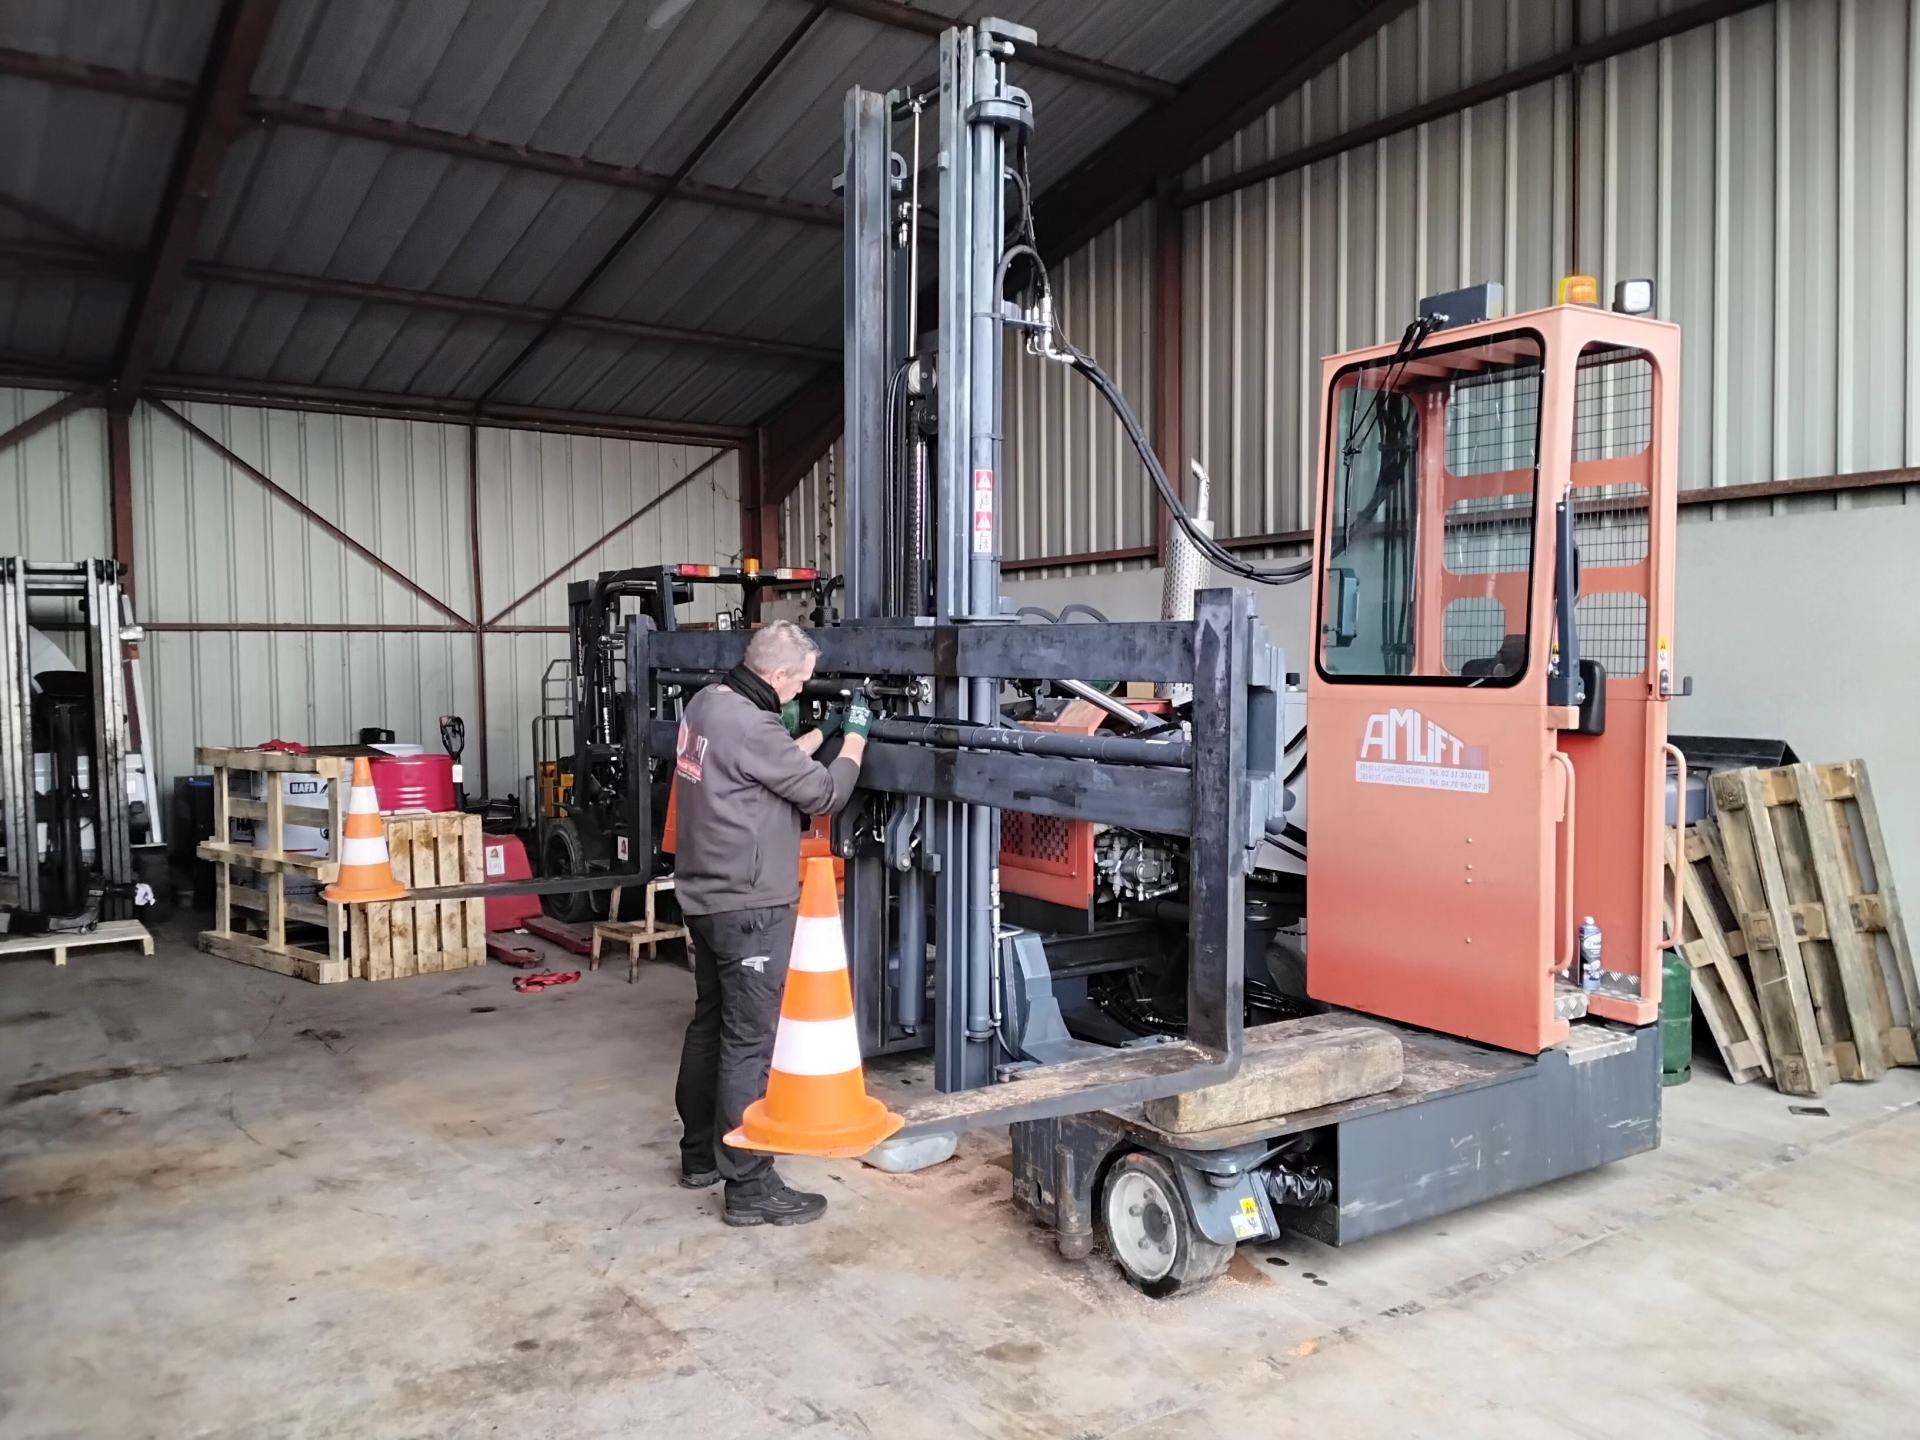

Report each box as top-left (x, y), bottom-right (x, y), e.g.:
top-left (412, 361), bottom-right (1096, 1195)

top-left (972, 467), bottom-right (995, 554)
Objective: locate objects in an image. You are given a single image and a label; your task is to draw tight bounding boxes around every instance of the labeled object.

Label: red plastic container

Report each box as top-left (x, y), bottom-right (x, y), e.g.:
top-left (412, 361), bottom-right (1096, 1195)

top-left (481, 833), bottom-right (544, 931)
top-left (368, 752), bottom-right (455, 814)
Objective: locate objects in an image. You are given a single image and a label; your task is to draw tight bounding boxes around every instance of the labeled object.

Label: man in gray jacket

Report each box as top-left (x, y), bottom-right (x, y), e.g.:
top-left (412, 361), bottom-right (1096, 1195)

top-left (671, 620), bottom-right (870, 1226)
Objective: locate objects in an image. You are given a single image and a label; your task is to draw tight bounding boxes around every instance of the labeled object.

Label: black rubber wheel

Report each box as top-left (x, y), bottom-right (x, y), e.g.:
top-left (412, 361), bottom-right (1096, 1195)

top-left (539, 817), bottom-right (600, 923)
top-left (1100, 1151), bottom-right (1233, 1298)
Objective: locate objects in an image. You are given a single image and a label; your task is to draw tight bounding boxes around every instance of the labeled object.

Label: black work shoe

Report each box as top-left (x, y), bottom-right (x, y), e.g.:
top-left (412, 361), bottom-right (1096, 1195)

top-left (722, 1182), bottom-right (827, 1228)
top-left (678, 1167), bottom-right (721, 1189)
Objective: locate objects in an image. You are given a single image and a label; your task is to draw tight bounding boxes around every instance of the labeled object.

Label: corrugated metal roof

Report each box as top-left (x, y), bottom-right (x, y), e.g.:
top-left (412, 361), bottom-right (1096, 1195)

top-left (0, 0), bottom-right (1287, 431)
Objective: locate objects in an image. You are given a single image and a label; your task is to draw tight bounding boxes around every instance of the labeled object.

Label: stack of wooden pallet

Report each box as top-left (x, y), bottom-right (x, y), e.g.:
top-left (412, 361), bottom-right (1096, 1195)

top-left (1666, 758), bottom-right (1918, 1096)
top-left (349, 813), bottom-right (487, 980)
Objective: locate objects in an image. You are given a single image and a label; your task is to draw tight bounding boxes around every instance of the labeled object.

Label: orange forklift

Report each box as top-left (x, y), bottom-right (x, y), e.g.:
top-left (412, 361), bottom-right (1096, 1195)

top-left (1006, 285), bottom-right (1686, 1293)
top-left (637, 23), bottom-right (1688, 1297)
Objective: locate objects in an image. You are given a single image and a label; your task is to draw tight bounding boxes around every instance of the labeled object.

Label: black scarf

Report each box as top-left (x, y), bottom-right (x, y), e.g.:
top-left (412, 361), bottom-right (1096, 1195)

top-left (725, 664), bottom-right (782, 715)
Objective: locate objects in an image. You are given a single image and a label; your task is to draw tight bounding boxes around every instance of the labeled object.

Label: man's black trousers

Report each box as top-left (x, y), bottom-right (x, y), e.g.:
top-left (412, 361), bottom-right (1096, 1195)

top-left (674, 903), bottom-right (797, 1197)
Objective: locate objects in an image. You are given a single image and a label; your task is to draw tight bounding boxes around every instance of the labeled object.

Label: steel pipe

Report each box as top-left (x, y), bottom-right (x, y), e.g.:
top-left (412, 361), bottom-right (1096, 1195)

top-left (1053, 677), bottom-right (1154, 731)
top-left (870, 717), bottom-right (1192, 768)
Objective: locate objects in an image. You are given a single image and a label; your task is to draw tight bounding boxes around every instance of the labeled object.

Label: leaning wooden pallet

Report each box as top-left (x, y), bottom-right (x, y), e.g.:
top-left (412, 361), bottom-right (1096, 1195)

top-left (349, 813), bottom-right (487, 980)
top-left (196, 746), bottom-right (349, 984)
top-left (1708, 768), bottom-right (1833, 1096)
top-left (1665, 826), bottom-right (1771, 1085)
top-left (1809, 760), bottom-right (1920, 1067)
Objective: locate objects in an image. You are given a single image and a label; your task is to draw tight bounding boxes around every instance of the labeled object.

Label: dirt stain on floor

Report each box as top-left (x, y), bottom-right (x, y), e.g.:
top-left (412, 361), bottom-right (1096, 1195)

top-left (8, 1065), bottom-right (163, 1104)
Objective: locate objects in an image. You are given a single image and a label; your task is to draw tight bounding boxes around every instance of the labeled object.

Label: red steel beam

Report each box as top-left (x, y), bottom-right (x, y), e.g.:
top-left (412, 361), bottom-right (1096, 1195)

top-left (108, 409), bottom-right (135, 602)
top-left (138, 372), bottom-right (751, 447)
top-left (466, 423), bottom-right (490, 799)
top-left (0, 388), bottom-right (100, 460)
top-left (1152, 187), bottom-right (1182, 565)
top-left (0, 236), bottom-right (833, 368)
top-left (756, 371), bottom-right (843, 510)
top-left (108, 0), bottom-right (282, 410)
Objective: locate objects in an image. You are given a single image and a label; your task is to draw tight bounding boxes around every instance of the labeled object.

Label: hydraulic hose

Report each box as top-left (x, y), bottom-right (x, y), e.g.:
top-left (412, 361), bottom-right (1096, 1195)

top-left (1058, 338), bottom-right (1314, 587)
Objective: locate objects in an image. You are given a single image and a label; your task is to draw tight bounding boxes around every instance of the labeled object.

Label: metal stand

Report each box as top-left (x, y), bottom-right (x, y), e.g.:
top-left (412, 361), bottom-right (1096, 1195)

top-left (0, 558), bottom-right (138, 917)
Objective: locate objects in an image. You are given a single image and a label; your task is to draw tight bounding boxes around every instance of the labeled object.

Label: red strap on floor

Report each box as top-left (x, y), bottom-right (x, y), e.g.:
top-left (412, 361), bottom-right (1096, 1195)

top-left (512, 970), bottom-right (581, 993)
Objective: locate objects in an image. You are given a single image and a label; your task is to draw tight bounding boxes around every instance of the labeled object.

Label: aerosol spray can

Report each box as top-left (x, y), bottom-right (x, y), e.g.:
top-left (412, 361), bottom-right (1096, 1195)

top-left (1578, 916), bottom-right (1603, 992)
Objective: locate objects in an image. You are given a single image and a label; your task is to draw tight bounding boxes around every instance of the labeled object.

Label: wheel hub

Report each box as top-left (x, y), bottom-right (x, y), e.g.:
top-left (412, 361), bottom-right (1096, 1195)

top-left (1106, 1168), bottom-right (1177, 1282)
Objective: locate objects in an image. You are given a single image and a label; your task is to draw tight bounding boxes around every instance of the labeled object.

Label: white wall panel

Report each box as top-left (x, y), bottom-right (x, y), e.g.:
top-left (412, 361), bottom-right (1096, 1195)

top-left (0, 388), bottom-right (109, 558)
top-left (779, 439), bottom-right (842, 576)
top-left (0, 388), bottom-right (737, 801)
top-left (132, 399), bottom-right (478, 800)
top-left (479, 428), bottom-right (737, 798)
top-left (1003, 203), bottom-right (1156, 563)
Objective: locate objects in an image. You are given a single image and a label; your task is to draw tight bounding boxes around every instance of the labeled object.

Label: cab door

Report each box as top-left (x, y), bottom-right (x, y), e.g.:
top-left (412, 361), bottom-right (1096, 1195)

top-left (1306, 325), bottom-right (1567, 1053)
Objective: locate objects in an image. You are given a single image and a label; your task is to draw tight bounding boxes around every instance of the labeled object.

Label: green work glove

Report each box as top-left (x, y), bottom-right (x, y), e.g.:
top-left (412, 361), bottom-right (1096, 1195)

top-left (780, 699), bottom-right (800, 735)
top-left (815, 706), bottom-right (845, 740)
top-left (844, 689), bottom-right (873, 739)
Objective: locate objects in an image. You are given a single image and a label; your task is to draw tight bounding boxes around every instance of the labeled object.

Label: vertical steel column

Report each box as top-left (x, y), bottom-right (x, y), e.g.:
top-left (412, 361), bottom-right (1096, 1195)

top-left (842, 87), bottom-right (892, 623)
top-left (963, 31), bottom-right (1002, 1051)
top-left (1185, 588), bottom-right (1250, 1056)
top-left (85, 560), bottom-right (135, 911)
top-left (932, 28), bottom-right (983, 1088)
top-left (841, 85), bottom-right (901, 1051)
top-left (0, 559), bottom-right (36, 911)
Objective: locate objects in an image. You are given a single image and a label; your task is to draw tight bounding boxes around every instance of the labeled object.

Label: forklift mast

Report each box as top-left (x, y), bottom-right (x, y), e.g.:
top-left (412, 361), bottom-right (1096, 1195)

top-left (1306, 310), bottom-right (1682, 1052)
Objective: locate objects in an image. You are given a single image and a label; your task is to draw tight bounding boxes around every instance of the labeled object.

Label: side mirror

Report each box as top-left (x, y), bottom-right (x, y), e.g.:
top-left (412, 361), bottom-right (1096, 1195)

top-left (1324, 567), bottom-right (1360, 648)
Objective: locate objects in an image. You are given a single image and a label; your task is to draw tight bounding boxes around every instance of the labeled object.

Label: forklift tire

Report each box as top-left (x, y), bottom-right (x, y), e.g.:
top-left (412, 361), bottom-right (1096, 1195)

top-left (539, 817), bottom-right (600, 924)
top-left (1100, 1151), bottom-right (1233, 1298)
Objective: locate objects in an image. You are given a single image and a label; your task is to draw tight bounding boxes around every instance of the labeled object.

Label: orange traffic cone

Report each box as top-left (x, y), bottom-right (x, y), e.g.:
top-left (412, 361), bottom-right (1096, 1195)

top-left (727, 857), bottom-right (905, 1158)
top-left (322, 756), bottom-right (406, 904)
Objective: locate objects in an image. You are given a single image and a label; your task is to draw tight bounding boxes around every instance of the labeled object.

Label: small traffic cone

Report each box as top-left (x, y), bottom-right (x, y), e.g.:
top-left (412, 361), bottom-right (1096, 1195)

top-left (727, 857), bottom-right (904, 1158)
top-left (323, 756), bottom-right (406, 904)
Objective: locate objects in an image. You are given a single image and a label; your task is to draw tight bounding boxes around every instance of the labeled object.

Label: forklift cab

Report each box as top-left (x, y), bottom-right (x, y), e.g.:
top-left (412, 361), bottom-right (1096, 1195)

top-left (1306, 304), bottom-right (1681, 1053)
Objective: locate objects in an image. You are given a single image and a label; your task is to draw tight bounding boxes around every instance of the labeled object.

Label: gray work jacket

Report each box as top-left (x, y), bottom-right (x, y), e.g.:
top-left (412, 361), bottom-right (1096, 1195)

top-left (672, 684), bottom-right (858, 916)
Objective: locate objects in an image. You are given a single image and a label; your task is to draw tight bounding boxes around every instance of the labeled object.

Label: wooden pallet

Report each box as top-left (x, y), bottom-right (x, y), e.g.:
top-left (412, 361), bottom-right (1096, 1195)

top-left (1666, 825), bottom-right (1770, 1085)
top-left (1807, 761), bottom-right (1919, 1067)
top-left (349, 813), bottom-right (486, 980)
top-left (0, 918), bottom-right (153, 966)
top-left (196, 747), bottom-right (348, 984)
top-left (1712, 768), bottom-right (1904, 1082)
top-left (1708, 768), bottom-right (1833, 1096)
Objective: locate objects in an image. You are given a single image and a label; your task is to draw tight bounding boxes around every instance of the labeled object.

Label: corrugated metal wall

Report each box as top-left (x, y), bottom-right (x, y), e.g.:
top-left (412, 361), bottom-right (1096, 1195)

top-left (477, 427), bottom-right (737, 796)
top-left (134, 401), bottom-right (482, 804)
top-left (780, 438), bottom-right (842, 576)
top-left (0, 385), bottom-right (739, 800)
top-left (1188, 0), bottom-right (1920, 534)
top-left (0, 389), bottom-right (110, 557)
top-left (1004, 203), bottom-right (1158, 562)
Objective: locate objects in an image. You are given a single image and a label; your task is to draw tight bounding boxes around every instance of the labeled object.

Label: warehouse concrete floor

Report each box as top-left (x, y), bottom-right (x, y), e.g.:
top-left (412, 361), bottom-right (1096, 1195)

top-left (3, 921), bottom-right (1917, 1440)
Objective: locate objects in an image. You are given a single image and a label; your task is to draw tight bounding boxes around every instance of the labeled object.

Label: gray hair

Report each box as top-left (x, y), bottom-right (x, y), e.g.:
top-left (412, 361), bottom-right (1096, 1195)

top-left (743, 619), bottom-right (819, 678)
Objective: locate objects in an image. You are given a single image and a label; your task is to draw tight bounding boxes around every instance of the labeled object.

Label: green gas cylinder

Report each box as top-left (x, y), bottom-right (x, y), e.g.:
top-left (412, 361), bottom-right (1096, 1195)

top-left (1661, 948), bottom-right (1692, 1086)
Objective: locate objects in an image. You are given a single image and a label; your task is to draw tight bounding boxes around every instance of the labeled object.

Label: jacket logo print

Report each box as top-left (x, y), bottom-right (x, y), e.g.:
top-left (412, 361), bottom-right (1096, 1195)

top-left (676, 721), bottom-right (708, 784)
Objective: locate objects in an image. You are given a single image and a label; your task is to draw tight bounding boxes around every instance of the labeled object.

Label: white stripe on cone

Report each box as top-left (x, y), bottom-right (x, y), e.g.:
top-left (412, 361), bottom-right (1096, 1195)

top-left (340, 835), bottom-right (391, 866)
top-left (769, 1015), bottom-right (862, 1076)
top-left (787, 915), bottom-right (847, 972)
top-left (347, 785), bottom-right (381, 815)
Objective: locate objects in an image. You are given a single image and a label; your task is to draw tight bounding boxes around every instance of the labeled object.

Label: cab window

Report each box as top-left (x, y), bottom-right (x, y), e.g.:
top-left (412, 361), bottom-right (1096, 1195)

top-left (1318, 331), bottom-right (1544, 686)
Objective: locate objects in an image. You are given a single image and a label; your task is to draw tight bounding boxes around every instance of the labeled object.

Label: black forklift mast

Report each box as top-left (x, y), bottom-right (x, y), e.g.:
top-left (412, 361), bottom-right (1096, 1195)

top-left (536, 563), bottom-right (822, 919)
top-left (615, 21), bottom-right (1291, 1136)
